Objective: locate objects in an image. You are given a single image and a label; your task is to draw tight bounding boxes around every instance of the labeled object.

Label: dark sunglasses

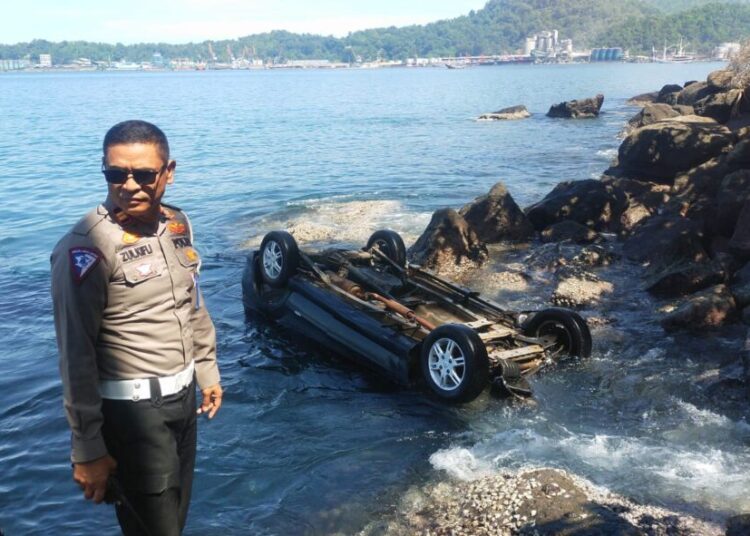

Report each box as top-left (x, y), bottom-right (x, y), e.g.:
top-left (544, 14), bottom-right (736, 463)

top-left (101, 164), bottom-right (167, 185)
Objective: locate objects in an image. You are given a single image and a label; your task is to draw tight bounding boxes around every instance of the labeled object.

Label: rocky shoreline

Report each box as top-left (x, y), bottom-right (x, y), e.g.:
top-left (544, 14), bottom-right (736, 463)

top-left (380, 62), bottom-right (750, 535)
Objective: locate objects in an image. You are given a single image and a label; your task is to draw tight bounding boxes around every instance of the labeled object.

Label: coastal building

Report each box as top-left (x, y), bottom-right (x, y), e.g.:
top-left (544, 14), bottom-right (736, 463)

top-left (39, 54), bottom-right (52, 68)
top-left (0, 58), bottom-right (31, 71)
top-left (714, 42), bottom-right (741, 61)
top-left (525, 30), bottom-right (574, 61)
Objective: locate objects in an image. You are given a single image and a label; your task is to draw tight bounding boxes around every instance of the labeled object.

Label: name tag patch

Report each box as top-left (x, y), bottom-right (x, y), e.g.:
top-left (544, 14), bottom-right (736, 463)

top-left (69, 247), bottom-right (101, 284)
top-left (121, 244), bottom-right (154, 263)
top-left (172, 237), bottom-right (192, 249)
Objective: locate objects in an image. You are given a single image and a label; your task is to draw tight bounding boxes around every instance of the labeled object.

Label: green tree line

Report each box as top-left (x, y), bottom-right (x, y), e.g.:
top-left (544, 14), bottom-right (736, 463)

top-left (1, 0), bottom-right (748, 64)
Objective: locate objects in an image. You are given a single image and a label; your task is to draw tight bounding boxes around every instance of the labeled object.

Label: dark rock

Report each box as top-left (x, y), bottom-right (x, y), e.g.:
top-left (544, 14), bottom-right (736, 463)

top-left (727, 139), bottom-right (750, 168)
top-left (541, 220), bottom-right (599, 244)
top-left (676, 81), bottom-right (720, 106)
top-left (626, 103), bottom-right (693, 130)
top-left (477, 105), bottom-right (530, 121)
top-left (656, 84), bottom-right (682, 105)
top-left (611, 122), bottom-right (733, 182)
top-left (730, 201), bottom-right (750, 259)
top-left (601, 176), bottom-right (670, 233)
top-left (671, 155), bottom-right (731, 203)
top-left (644, 260), bottom-right (725, 298)
top-left (726, 514), bottom-right (750, 536)
top-left (744, 306), bottom-right (750, 325)
top-left (407, 208), bottom-right (488, 269)
top-left (459, 181), bottom-right (534, 242)
top-left (716, 169), bottom-right (750, 236)
top-left (731, 262), bottom-right (750, 308)
top-left (694, 89), bottom-right (743, 124)
top-left (627, 91), bottom-right (658, 105)
top-left (547, 94), bottom-right (604, 119)
top-left (660, 284), bottom-right (737, 332)
top-left (525, 179), bottom-right (626, 232)
top-left (684, 80), bottom-right (698, 88)
top-left (707, 69), bottom-right (734, 90)
top-left (623, 214), bottom-right (708, 269)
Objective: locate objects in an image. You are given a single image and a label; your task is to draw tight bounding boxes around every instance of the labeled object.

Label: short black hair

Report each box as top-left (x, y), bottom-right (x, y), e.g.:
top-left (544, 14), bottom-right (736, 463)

top-left (103, 120), bottom-right (170, 164)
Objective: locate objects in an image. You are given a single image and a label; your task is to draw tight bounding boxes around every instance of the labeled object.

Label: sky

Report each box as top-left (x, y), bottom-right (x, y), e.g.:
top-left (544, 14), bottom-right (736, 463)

top-left (0, 0), bottom-right (488, 44)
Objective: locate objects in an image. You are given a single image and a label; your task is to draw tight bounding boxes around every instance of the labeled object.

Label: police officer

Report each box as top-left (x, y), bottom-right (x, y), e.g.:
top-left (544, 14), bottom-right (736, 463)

top-left (51, 120), bottom-right (222, 535)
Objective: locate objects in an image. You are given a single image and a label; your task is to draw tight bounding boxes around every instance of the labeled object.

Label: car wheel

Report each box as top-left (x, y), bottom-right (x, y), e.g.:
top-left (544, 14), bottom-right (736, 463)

top-left (366, 230), bottom-right (406, 267)
top-left (259, 231), bottom-right (299, 288)
top-left (242, 252), bottom-right (291, 319)
top-left (522, 308), bottom-right (592, 358)
top-left (420, 324), bottom-right (489, 403)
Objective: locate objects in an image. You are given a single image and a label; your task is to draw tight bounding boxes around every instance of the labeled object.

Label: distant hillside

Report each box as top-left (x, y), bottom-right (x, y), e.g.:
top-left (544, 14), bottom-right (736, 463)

top-left (600, 4), bottom-right (750, 53)
top-left (1, 0), bottom-right (748, 64)
top-left (642, 0), bottom-right (750, 13)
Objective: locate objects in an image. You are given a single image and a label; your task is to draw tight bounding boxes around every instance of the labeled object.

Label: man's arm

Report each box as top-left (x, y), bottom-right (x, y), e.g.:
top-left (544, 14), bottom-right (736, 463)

top-left (191, 282), bottom-right (222, 418)
top-left (51, 238), bottom-right (116, 502)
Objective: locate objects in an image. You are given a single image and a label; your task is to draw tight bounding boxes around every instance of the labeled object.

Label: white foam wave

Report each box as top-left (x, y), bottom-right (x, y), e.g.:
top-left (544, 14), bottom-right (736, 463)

top-left (429, 447), bottom-right (494, 481)
top-left (242, 199), bottom-right (431, 248)
top-left (438, 427), bottom-right (750, 513)
top-left (596, 148), bottom-right (618, 159)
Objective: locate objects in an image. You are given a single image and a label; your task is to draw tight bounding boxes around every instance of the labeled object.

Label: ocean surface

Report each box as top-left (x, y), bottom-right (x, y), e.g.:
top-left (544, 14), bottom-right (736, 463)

top-left (1, 62), bottom-right (748, 535)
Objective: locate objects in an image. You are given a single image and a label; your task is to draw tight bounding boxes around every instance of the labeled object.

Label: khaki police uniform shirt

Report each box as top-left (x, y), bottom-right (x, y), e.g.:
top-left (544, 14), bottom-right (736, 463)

top-left (51, 201), bottom-right (220, 463)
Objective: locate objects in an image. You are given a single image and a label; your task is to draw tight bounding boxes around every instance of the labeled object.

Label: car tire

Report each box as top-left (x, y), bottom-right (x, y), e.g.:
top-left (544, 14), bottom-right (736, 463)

top-left (420, 324), bottom-right (489, 403)
top-left (242, 252), bottom-right (291, 319)
top-left (366, 230), bottom-right (407, 267)
top-left (259, 231), bottom-right (299, 288)
top-left (522, 308), bottom-right (592, 358)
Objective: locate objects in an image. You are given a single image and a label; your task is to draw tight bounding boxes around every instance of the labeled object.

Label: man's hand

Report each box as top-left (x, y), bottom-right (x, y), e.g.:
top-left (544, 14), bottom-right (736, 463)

top-left (73, 454), bottom-right (117, 504)
top-left (197, 383), bottom-right (223, 419)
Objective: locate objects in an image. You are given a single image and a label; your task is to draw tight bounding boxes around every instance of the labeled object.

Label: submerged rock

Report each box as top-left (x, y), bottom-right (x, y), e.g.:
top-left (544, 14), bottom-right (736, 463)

top-left (408, 208), bottom-right (488, 271)
top-left (477, 105), bottom-right (530, 121)
top-left (525, 179), bottom-right (626, 232)
top-left (459, 181), bottom-right (534, 242)
top-left (610, 121), bottom-right (733, 182)
top-left (547, 94), bottom-right (604, 119)
top-left (552, 272), bottom-right (614, 308)
top-left (661, 284), bottom-right (737, 332)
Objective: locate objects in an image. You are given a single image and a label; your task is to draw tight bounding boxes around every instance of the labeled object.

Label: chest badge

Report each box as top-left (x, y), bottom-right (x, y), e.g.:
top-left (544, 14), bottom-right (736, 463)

top-left (185, 248), bottom-right (198, 262)
top-left (122, 231), bottom-right (141, 244)
top-left (136, 263), bottom-right (154, 277)
top-left (168, 222), bottom-right (186, 235)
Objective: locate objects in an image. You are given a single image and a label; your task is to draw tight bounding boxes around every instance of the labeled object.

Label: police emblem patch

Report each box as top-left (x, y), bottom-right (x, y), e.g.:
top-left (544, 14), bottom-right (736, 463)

top-left (168, 222), bottom-right (186, 235)
top-left (136, 263), bottom-right (153, 277)
top-left (69, 247), bottom-right (101, 284)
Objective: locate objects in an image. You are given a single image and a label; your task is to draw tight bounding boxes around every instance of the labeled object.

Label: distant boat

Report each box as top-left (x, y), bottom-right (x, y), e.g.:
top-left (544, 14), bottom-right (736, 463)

top-left (653, 38), bottom-right (696, 63)
top-left (445, 63), bottom-right (466, 69)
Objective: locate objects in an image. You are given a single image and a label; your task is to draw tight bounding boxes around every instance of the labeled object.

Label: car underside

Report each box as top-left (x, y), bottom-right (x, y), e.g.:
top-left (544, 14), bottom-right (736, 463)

top-left (243, 230), bottom-right (592, 403)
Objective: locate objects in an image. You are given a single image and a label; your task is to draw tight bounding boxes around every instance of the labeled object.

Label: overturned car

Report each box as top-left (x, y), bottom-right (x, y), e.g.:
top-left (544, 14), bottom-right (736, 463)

top-left (242, 230), bottom-right (591, 403)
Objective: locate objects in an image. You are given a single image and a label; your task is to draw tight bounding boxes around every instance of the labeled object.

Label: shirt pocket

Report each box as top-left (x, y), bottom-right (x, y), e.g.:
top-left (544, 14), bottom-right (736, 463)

top-left (174, 246), bottom-right (201, 271)
top-left (122, 256), bottom-right (166, 285)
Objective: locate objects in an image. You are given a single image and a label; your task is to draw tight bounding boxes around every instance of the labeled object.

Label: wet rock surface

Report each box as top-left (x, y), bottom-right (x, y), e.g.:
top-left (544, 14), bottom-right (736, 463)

top-left (547, 94), bottom-right (604, 119)
top-left (541, 220), bottom-right (599, 244)
top-left (477, 105), bottom-right (531, 121)
top-left (359, 468), bottom-right (721, 536)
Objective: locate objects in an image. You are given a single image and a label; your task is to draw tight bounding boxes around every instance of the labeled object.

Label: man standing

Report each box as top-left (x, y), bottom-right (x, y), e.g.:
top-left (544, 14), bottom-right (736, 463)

top-left (51, 120), bottom-right (222, 535)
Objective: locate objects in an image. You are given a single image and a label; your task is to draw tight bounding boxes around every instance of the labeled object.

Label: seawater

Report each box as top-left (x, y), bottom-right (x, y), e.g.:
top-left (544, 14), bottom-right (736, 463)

top-left (1, 63), bottom-right (747, 535)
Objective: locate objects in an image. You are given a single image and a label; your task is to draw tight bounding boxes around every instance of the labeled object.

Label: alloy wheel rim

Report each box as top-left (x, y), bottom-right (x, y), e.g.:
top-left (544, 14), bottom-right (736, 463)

top-left (428, 337), bottom-right (466, 391)
top-left (262, 240), bottom-right (283, 279)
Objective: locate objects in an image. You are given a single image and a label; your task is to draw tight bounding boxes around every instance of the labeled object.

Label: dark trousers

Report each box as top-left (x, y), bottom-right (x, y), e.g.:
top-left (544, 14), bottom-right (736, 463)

top-left (102, 381), bottom-right (197, 536)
